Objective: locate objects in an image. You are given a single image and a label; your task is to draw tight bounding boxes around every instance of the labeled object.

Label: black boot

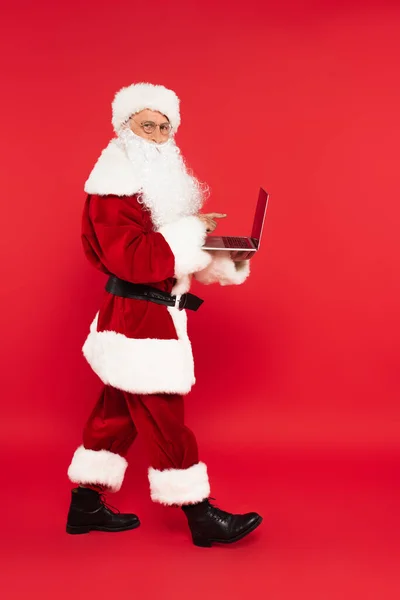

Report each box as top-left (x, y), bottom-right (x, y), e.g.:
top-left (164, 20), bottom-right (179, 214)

top-left (66, 487), bottom-right (140, 534)
top-left (182, 499), bottom-right (262, 547)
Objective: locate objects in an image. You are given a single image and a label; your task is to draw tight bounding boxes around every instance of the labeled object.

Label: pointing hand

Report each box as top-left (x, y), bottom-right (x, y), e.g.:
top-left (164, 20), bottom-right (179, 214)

top-left (198, 213), bottom-right (227, 233)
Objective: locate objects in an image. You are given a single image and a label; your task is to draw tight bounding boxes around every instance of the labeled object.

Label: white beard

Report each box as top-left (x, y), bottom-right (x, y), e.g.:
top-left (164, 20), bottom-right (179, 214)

top-left (116, 128), bottom-right (206, 229)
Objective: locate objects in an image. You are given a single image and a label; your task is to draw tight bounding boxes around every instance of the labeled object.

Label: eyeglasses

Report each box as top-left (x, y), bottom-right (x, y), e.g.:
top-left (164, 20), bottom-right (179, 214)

top-left (131, 119), bottom-right (172, 136)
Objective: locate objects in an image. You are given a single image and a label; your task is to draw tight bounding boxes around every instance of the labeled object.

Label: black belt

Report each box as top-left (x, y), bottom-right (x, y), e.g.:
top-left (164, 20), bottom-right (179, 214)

top-left (105, 276), bottom-right (204, 311)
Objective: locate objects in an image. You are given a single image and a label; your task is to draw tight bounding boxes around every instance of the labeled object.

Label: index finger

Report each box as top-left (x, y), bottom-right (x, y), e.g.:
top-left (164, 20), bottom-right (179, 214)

top-left (207, 213), bottom-right (227, 218)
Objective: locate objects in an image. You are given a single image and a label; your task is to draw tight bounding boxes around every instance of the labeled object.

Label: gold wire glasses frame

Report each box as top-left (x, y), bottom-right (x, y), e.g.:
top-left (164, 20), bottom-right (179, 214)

top-left (131, 117), bottom-right (172, 136)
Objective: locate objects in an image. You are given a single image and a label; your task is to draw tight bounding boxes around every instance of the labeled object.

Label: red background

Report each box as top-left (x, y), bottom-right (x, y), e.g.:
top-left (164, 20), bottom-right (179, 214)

top-left (2, 0), bottom-right (400, 598)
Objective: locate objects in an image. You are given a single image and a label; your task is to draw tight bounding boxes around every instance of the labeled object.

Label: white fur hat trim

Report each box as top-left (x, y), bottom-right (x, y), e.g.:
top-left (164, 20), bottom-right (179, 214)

top-left (111, 82), bottom-right (181, 133)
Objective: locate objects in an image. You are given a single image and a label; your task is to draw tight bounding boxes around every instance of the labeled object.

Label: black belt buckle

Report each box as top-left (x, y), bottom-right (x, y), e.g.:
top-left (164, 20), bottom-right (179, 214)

top-left (177, 292), bottom-right (204, 311)
top-left (178, 294), bottom-right (188, 311)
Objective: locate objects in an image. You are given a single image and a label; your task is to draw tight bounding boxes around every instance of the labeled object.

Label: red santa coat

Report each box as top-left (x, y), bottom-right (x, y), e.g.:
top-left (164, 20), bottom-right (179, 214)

top-left (81, 139), bottom-right (250, 395)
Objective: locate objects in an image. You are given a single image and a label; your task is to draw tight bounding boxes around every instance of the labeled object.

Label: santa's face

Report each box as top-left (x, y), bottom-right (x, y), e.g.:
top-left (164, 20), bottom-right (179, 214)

top-left (129, 109), bottom-right (172, 145)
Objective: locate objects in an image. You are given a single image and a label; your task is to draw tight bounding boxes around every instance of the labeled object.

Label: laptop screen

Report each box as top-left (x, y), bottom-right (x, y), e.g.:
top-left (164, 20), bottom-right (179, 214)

top-left (251, 188), bottom-right (269, 242)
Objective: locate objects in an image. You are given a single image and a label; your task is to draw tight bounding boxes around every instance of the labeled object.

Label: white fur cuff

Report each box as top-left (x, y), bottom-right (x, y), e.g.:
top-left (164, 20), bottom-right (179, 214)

top-left (194, 251), bottom-right (250, 286)
top-left (67, 446), bottom-right (128, 492)
top-left (159, 217), bottom-right (212, 278)
top-left (148, 462), bottom-right (210, 505)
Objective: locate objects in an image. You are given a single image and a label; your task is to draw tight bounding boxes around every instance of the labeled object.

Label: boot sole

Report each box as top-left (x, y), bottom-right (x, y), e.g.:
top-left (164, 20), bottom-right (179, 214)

top-left (192, 516), bottom-right (263, 547)
top-left (66, 521), bottom-right (141, 535)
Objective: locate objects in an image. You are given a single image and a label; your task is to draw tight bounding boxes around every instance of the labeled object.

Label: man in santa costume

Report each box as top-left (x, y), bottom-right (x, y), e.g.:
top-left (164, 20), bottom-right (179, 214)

top-left (66, 82), bottom-right (262, 547)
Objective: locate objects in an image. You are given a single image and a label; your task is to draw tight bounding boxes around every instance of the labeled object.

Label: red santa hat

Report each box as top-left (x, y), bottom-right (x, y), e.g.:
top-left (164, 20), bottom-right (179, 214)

top-left (111, 82), bottom-right (181, 134)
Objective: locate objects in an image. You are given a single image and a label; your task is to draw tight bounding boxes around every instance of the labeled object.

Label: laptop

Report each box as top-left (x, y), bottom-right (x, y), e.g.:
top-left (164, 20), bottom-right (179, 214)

top-left (203, 187), bottom-right (269, 257)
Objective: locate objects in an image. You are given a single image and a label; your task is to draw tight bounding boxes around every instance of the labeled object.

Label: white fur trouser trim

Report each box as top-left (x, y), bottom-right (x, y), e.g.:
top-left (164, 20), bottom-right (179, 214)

top-left (148, 462), bottom-right (210, 506)
top-left (67, 446), bottom-right (128, 492)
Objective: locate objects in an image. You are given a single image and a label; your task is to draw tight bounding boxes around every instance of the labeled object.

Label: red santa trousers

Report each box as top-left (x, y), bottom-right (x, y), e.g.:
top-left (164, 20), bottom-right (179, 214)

top-left (68, 385), bottom-right (210, 506)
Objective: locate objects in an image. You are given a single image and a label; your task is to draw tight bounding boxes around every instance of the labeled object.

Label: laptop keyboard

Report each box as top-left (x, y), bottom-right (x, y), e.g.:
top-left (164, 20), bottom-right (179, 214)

top-left (222, 236), bottom-right (253, 249)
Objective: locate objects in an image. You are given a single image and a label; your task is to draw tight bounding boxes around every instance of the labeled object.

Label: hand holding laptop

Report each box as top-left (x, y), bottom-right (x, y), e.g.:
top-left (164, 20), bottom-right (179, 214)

top-left (230, 250), bottom-right (254, 261)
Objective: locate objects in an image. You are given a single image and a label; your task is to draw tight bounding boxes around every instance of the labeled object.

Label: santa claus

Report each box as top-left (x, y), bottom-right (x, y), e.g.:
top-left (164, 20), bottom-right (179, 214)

top-left (66, 82), bottom-right (262, 547)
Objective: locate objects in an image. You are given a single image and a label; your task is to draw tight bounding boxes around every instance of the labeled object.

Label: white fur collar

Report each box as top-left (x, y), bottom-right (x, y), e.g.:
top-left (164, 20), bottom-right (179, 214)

top-left (84, 140), bottom-right (141, 196)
